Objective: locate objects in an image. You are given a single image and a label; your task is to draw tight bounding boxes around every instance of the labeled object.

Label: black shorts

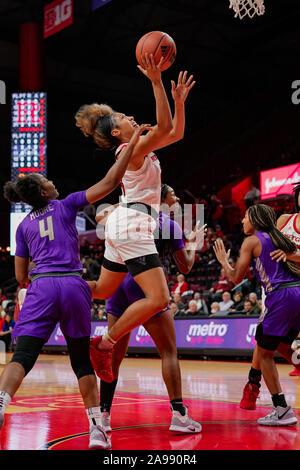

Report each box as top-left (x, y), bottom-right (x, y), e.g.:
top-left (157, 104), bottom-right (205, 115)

top-left (103, 253), bottom-right (161, 278)
top-left (255, 323), bottom-right (299, 351)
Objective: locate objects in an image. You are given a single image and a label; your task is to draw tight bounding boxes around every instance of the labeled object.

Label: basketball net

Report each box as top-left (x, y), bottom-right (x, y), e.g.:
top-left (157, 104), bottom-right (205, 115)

top-left (229, 0), bottom-right (265, 19)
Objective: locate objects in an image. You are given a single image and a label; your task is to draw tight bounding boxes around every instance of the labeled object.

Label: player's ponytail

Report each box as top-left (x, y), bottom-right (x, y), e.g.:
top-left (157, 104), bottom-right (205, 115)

top-left (248, 204), bottom-right (300, 278)
top-left (3, 181), bottom-right (22, 203)
top-left (75, 103), bottom-right (120, 150)
top-left (3, 174), bottom-right (46, 210)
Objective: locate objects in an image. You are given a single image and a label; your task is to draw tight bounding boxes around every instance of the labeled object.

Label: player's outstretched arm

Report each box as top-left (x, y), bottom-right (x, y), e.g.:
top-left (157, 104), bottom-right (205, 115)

top-left (85, 124), bottom-right (151, 204)
top-left (173, 222), bottom-right (207, 274)
top-left (213, 237), bottom-right (256, 284)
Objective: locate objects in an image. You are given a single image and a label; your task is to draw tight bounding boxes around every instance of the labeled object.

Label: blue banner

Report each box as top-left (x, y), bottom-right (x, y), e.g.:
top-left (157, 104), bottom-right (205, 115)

top-left (92, 0), bottom-right (113, 11)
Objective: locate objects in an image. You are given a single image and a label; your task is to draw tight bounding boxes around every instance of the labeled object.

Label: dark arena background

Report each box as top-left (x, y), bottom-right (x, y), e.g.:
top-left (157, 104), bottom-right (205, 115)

top-left (0, 0), bottom-right (300, 456)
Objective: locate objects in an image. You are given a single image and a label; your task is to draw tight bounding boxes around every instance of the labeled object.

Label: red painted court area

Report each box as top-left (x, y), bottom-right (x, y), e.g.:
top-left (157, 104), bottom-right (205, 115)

top-left (1, 391), bottom-right (300, 451)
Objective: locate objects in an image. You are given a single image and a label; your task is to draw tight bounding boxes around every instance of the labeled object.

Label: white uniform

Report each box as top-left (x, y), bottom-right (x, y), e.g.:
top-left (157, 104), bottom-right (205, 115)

top-left (280, 214), bottom-right (300, 252)
top-left (104, 143), bottom-right (161, 265)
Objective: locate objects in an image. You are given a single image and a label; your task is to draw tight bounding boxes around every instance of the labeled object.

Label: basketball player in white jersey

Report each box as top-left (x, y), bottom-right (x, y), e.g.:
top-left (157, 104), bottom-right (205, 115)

top-left (240, 183), bottom-right (300, 409)
top-left (75, 54), bottom-right (196, 380)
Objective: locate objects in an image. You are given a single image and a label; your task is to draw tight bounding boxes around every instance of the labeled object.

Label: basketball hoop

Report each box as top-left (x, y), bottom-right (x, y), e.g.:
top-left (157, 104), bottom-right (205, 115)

top-left (229, 0), bottom-right (265, 19)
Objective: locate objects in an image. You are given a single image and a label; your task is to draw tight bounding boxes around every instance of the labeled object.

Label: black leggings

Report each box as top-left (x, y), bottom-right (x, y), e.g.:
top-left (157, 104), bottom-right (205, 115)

top-left (11, 335), bottom-right (95, 379)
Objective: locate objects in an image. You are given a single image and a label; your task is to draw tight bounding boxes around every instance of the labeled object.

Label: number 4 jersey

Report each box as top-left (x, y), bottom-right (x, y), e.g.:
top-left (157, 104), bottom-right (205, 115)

top-left (15, 191), bottom-right (88, 275)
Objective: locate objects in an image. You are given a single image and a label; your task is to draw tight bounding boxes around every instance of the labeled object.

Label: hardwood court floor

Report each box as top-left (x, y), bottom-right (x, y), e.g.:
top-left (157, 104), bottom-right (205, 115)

top-left (1, 353), bottom-right (300, 451)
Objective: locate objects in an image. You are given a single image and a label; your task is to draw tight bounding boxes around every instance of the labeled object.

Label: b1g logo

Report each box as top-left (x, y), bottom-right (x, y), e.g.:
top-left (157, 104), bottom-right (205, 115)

top-left (291, 80), bottom-right (300, 105)
top-left (0, 80), bottom-right (6, 104)
top-left (44, 0), bottom-right (73, 38)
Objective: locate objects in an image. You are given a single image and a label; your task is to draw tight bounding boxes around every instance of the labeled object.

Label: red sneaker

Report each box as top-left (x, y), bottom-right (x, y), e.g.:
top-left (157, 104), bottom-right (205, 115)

top-left (89, 336), bottom-right (114, 382)
top-left (240, 382), bottom-right (259, 410)
top-left (289, 368), bottom-right (300, 376)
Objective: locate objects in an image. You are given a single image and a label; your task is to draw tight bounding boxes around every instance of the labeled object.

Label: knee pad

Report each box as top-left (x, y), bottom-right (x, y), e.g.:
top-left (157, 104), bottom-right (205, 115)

top-left (10, 336), bottom-right (45, 376)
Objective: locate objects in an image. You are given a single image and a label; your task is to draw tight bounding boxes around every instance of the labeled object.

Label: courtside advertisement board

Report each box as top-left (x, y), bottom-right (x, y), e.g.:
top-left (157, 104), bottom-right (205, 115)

top-left (45, 318), bottom-right (258, 351)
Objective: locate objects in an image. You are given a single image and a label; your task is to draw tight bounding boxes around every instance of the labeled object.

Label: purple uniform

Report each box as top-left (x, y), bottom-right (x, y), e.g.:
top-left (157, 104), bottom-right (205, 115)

top-left (106, 212), bottom-right (185, 318)
top-left (13, 191), bottom-right (92, 340)
top-left (252, 232), bottom-right (300, 337)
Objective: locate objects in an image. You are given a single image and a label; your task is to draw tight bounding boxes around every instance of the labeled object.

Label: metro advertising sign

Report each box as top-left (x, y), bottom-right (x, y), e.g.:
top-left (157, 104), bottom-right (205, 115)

top-left (44, 0), bottom-right (73, 39)
top-left (260, 163), bottom-right (300, 200)
top-left (45, 318), bottom-right (258, 350)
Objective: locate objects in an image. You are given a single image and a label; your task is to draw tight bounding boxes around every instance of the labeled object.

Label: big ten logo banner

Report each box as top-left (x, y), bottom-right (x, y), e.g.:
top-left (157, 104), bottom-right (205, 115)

top-left (44, 0), bottom-right (73, 39)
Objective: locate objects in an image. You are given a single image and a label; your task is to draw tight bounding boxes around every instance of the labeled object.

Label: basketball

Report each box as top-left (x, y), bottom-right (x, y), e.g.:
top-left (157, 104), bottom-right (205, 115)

top-left (136, 31), bottom-right (176, 71)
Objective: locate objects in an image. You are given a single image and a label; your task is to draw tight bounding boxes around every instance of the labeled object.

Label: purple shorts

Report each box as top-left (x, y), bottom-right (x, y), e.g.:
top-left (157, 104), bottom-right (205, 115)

top-left (259, 286), bottom-right (300, 336)
top-left (106, 273), bottom-right (165, 318)
top-left (13, 275), bottom-right (92, 341)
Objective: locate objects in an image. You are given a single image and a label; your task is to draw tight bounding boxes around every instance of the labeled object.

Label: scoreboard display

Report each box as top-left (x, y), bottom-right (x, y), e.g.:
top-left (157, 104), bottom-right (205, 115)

top-left (11, 92), bottom-right (47, 180)
top-left (10, 92), bottom-right (47, 254)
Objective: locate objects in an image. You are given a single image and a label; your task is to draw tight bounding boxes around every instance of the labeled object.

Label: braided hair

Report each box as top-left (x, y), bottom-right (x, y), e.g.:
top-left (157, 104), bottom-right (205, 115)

top-left (247, 204), bottom-right (300, 278)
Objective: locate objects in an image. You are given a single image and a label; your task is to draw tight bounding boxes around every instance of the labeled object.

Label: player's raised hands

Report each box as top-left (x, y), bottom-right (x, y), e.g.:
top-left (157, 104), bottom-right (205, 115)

top-left (137, 53), bottom-right (163, 82)
top-left (171, 71), bottom-right (196, 104)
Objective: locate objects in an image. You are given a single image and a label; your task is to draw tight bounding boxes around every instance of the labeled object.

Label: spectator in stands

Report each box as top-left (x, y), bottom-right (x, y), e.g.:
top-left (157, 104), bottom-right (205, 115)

top-left (171, 274), bottom-right (189, 296)
top-left (258, 299), bottom-right (263, 314)
top-left (210, 194), bottom-right (223, 225)
top-left (244, 183), bottom-right (261, 208)
top-left (243, 300), bottom-right (257, 316)
top-left (210, 302), bottom-right (220, 315)
top-left (79, 237), bottom-right (91, 257)
top-left (0, 313), bottom-right (15, 351)
top-left (248, 292), bottom-right (261, 315)
top-left (219, 291), bottom-right (234, 312)
top-left (0, 288), bottom-right (6, 303)
top-left (209, 268), bottom-right (233, 300)
top-left (87, 253), bottom-right (101, 280)
top-left (215, 224), bottom-right (224, 239)
top-left (97, 308), bottom-right (107, 321)
top-left (229, 291), bottom-right (245, 313)
top-left (172, 293), bottom-right (186, 310)
top-left (183, 300), bottom-right (205, 317)
top-left (169, 302), bottom-right (183, 317)
top-left (4, 297), bottom-right (16, 319)
top-left (193, 292), bottom-right (208, 314)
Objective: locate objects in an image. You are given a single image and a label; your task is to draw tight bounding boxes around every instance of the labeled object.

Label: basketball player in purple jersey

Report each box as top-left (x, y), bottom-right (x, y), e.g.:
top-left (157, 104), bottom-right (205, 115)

top-left (0, 124), bottom-right (150, 450)
top-left (97, 185), bottom-right (205, 434)
top-left (240, 183), bottom-right (300, 408)
top-left (213, 204), bottom-right (300, 426)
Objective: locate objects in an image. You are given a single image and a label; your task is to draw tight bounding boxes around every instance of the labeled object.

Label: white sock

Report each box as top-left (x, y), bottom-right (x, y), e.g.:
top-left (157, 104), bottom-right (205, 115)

top-left (0, 391), bottom-right (11, 413)
top-left (86, 407), bottom-right (102, 427)
top-left (98, 333), bottom-right (116, 350)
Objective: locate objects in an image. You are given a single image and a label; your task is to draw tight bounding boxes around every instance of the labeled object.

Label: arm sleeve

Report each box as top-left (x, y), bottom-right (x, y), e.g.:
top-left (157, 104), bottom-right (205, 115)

top-left (15, 224), bottom-right (30, 258)
top-left (61, 191), bottom-right (89, 217)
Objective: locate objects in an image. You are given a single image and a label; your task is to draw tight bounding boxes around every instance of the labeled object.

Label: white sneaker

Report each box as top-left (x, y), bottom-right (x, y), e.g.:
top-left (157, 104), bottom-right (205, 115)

top-left (101, 411), bottom-right (112, 432)
top-left (257, 406), bottom-right (298, 427)
top-left (89, 424), bottom-right (111, 449)
top-left (169, 406), bottom-right (202, 433)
